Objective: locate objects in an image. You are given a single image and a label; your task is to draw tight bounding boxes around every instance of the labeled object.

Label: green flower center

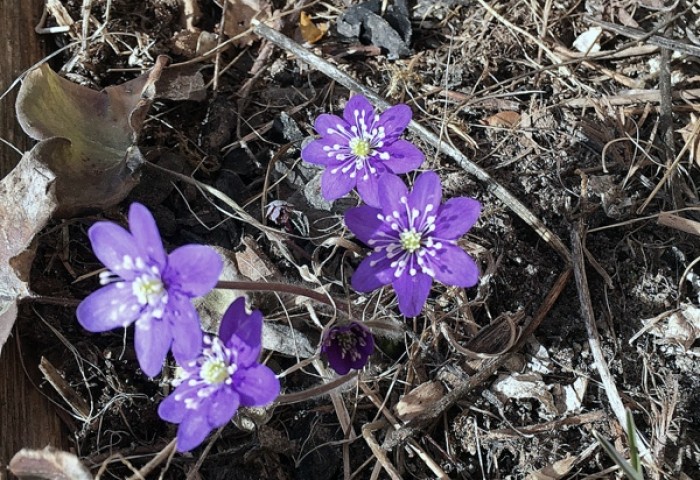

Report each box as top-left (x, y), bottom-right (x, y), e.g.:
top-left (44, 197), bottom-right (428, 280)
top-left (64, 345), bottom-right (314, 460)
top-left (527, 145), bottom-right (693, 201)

top-left (349, 138), bottom-right (371, 158)
top-left (200, 359), bottom-right (229, 384)
top-left (400, 230), bottom-right (422, 253)
top-left (132, 275), bottom-right (165, 306)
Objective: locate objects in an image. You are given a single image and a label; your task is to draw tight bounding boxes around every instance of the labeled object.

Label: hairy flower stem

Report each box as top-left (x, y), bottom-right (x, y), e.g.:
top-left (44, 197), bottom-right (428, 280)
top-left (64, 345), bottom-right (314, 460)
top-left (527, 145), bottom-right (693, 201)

top-left (215, 281), bottom-right (352, 315)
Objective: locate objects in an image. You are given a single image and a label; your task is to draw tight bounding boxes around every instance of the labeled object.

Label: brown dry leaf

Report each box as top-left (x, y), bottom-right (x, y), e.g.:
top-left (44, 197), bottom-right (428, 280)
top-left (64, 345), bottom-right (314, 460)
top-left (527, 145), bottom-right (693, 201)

top-left (482, 110), bottom-right (521, 128)
top-left (16, 56), bottom-right (167, 218)
top-left (0, 142), bottom-right (58, 355)
top-left (644, 303), bottom-right (700, 351)
top-left (677, 113), bottom-right (700, 167)
top-left (9, 447), bottom-right (92, 480)
top-left (223, 0), bottom-right (272, 47)
top-left (395, 381), bottom-right (445, 422)
top-left (299, 11), bottom-right (328, 44)
top-left (525, 455), bottom-right (577, 480)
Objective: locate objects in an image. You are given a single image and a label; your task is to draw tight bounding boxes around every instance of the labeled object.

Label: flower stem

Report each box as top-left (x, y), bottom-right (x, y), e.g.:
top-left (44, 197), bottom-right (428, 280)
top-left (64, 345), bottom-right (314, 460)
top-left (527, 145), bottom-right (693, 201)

top-left (215, 280), bottom-right (351, 314)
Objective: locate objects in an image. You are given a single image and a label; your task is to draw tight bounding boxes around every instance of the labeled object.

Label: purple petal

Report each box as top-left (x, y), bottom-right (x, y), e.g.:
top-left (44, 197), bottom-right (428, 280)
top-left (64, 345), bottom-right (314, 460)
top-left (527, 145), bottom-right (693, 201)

top-left (409, 171), bottom-right (442, 213)
top-left (429, 244), bottom-right (479, 288)
top-left (165, 245), bottom-right (223, 297)
top-left (158, 388), bottom-right (189, 423)
top-left (207, 388), bottom-right (240, 427)
top-left (344, 205), bottom-right (383, 244)
top-left (378, 173), bottom-right (409, 216)
top-left (378, 104), bottom-right (412, 139)
top-left (392, 271), bottom-right (433, 317)
top-left (176, 413), bottom-right (211, 452)
top-left (380, 140), bottom-right (424, 174)
top-left (343, 95), bottom-right (375, 127)
top-left (128, 203), bottom-right (167, 270)
top-left (315, 113), bottom-right (348, 137)
top-left (321, 165), bottom-right (356, 201)
top-left (88, 222), bottom-right (140, 281)
top-left (324, 344), bottom-right (352, 375)
top-left (355, 162), bottom-right (387, 207)
top-left (76, 283), bottom-right (141, 332)
top-left (301, 139), bottom-right (335, 166)
top-left (134, 318), bottom-right (172, 377)
top-left (433, 197), bottom-right (482, 239)
top-left (219, 298), bottom-right (263, 366)
top-left (234, 364), bottom-right (280, 407)
top-left (167, 295), bottom-right (203, 363)
top-left (351, 253), bottom-right (394, 292)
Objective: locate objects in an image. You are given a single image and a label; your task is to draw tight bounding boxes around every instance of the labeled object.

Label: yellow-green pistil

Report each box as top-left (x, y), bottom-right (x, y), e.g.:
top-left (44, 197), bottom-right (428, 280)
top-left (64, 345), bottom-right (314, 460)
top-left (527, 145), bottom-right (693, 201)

top-left (349, 138), bottom-right (371, 158)
top-left (132, 275), bottom-right (165, 305)
top-left (200, 359), bottom-right (229, 384)
top-left (399, 230), bottom-right (422, 253)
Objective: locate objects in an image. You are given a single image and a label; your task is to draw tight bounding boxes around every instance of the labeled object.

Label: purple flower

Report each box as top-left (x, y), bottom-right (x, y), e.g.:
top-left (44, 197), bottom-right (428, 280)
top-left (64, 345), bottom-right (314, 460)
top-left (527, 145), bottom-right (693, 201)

top-left (344, 172), bottom-right (481, 317)
top-left (301, 95), bottom-right (424, 207)
top-left (76, 203), bottom-right (223, 377)
top-left (321, 322), bottom-right (375, 375)
top-left (158, 297), bottom-right (280, 452)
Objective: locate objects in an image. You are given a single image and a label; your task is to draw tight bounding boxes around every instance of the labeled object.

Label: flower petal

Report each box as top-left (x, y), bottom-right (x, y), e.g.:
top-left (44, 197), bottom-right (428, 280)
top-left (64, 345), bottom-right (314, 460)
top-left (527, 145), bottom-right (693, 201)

top-left (134, 318), bottom-right (172, 377)
top-left (324, 344), bottom-right (352, 375)
top-left (429, 244), bottom-right (480, 288)
top-left (219, 298), bottom-right (263, 367)
top-left (355, 161), bottom-right (387, 207)
top-left (176, 412), bottom-right (212, 452)
top-left (128, 203), bottom-right (167, 270)
top-left (314, 113), bottom-right (348, 138)
top-left (351, 253), bottom-right (394, 292)
top-left (393, 271), bottom-right (433, 317)
top-left (380, 139), bottom-right (424, 174)
top-left (167, 295), bottom-right (203, 364)
top-left (165, 245), bottom-right (223, 297)
top-left (344, 205), bottom-right (383, 244)
top-left (343, 95), bottom-right (375, 127)
top-left (321, 165), bottom-right (356, 201)
top-left (207, 387), bottom-right (240, 428)
top-left (301, 139), bottom-right (336, 166)
top-left (88, 222), bottom-right (140, 281)
top-left (378, 173), bottom-right (409, 216)
top-left (409, 171), bottom-right (442, 213)
top-left (378, 104), bottom-right (412, 139)
top-left (433, 197), bottom-right (482, 239)
top-left (234, 364), bottom-right (280, 407)
top-left (158, 388), bottom-right (189, 423)
top-left (76, 283), bottom-right (141, 332)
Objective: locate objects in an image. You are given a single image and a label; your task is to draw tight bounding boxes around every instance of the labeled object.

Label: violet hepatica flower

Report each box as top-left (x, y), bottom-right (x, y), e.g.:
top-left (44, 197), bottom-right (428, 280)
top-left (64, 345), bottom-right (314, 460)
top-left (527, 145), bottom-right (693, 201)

top-left (158, 297), bottom-right (280, 452)
top-left (301, 95), bottom-right (424, 207)
top-left (76, 203), bottom-right (223, 377)
top-left (321, 322), bottom-right (375, 375)
top-left (345, 172), bottom-right (481, 317)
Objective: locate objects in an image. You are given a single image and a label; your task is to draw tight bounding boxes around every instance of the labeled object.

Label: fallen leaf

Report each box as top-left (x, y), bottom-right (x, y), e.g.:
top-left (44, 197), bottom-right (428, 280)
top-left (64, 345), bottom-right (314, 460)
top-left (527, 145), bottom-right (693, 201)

top-left (0, 142), bottom-right (57, 355)
top-left (492, 373), bottom-right (558, 416)
top-left (572, 27), bottom-right (603, 54)
top-left (224, 0), bottom-right (273, 47)
top-left (678, 113), bottom-right (700, 167)
top-left (644, 303), bottom-right (700, 351)
top-left (395, 381), bottom-right (445, 422)
top-left (16, 56), bottom-right (166, 218)
top-left (299, 11), bottom-right (328, 44)
top-left (482, 111), bottom-right (521, 128)
top-left (9, 447), bottom-right (92, 480)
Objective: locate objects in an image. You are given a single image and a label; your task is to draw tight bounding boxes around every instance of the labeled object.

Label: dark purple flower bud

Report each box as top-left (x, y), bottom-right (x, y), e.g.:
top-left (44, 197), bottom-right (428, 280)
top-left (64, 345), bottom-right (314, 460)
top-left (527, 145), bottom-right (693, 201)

top-left (321, 322), bottom-right (375, 375)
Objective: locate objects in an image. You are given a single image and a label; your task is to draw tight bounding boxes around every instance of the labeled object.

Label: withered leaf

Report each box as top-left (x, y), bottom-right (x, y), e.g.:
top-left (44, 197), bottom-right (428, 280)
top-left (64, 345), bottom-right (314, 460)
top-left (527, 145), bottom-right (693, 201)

top-left (9, 447), bottom-right (92, 480)
top-left (0, 142), bottom-right (57, 355)
top-left (224, 0), bottom-right (273, 47)
top-left (15, 56), bottom-right (167, 218)
top-left (482, 111), bottom-right (521, 128)
top-left (299, 11), bottom-right (328, 44)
